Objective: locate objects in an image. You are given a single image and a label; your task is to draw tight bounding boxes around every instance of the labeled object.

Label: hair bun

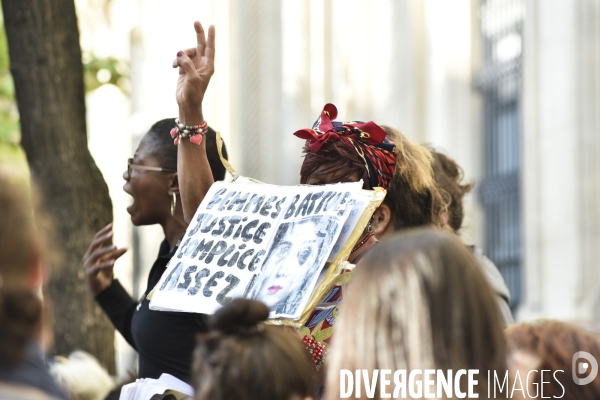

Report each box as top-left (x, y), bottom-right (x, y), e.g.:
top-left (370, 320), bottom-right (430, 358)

top-left (210, 299), bottom-right (269, 334)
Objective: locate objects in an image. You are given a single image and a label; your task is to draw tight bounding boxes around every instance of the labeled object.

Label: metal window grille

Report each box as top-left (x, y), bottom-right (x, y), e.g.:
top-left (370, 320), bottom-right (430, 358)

top-left (476, 0), bottom-right (524, 311)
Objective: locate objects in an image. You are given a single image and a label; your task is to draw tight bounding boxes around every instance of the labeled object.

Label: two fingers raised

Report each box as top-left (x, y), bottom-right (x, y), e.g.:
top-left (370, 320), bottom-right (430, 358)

top-left (172, 21), bottom-right (215, 71)
top-left (195, 21), bottom-right (215, 60)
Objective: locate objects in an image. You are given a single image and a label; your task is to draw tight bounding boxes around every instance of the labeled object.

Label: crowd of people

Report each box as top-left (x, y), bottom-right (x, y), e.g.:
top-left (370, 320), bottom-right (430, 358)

top-left (1, 19), bottom-right (599, 400)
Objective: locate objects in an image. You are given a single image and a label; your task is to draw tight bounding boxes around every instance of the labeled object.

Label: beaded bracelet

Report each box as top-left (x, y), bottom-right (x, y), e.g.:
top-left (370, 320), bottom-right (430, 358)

top-left (170, 119), bottom-right (208, 145)
top-left (302, 334), bottom-right (328, 371)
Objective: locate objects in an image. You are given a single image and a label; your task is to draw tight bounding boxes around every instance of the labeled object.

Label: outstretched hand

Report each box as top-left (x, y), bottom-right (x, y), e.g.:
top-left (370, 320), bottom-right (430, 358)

top-left (173, 21), bottom-right (215, 123)
top-left (83, 223), bottom-right (127, 297)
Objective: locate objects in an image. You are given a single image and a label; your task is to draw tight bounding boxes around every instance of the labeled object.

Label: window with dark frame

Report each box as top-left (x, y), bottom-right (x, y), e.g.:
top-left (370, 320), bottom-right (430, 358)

top-left (476, 0), bottom-right (525, 311)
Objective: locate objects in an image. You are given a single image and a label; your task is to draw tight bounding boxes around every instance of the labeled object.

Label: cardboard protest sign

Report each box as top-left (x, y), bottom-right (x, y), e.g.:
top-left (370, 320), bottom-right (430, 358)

top-left (327, 190), bottom-right (372, 262)
top-left (149, 180), bottom-right (363, 319)
top-left (247, 215), bottom-right (339, 317)
top-left (293, 187), bottom-right (386, 325)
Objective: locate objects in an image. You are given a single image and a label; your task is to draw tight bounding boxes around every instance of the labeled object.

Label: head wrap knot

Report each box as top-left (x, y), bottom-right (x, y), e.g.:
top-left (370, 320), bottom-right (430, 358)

top-left (294, 103), bottom-right (397, 189)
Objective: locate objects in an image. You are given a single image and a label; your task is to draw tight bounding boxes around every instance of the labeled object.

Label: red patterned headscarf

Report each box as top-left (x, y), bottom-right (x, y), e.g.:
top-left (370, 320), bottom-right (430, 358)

top-left (294, 103), bottom-right (397, 190)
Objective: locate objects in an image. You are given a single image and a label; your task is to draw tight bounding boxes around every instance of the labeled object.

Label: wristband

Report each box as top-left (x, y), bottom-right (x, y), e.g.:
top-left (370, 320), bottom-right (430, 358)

top-left (170, 119), bottom-right (208, 145)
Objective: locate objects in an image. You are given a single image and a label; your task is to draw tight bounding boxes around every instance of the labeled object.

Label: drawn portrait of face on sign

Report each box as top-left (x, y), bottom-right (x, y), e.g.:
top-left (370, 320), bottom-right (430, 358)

top-left (249, 215), bottom-right (339, 317)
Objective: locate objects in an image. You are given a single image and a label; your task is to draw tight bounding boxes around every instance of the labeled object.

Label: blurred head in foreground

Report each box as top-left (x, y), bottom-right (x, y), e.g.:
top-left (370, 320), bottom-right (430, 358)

top-left (0, 167), bottom-right (46, 367)
top-left (506, 320), bottom-right (600, 400)
top-left (192, 299), bottom-right (315, 400)
top-left (326, 228), bottom-right (507, 400)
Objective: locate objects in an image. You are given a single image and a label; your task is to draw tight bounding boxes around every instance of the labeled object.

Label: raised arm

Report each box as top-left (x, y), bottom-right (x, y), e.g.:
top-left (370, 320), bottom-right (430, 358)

top-left (173, 21), bottom-right (216, 223)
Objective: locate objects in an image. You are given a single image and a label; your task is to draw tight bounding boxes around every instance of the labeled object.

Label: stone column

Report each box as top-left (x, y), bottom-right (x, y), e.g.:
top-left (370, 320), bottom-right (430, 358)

top-left (520, 0), bottom-right (600, 321)
top-left (228, 0), bottom-right (283, 184)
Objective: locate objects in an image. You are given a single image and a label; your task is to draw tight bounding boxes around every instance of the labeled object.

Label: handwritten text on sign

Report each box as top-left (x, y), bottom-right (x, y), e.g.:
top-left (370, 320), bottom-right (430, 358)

top-left (150, 181), bottom-right (362, 318)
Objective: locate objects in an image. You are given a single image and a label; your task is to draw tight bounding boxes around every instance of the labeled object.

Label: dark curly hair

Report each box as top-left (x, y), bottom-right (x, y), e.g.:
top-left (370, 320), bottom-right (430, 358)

top-left (427, 147), bottom-right (473, 232)
top-left (300, 140), bottom-right (371, 189)
top-left (300, 126), bottom-right (449, 230)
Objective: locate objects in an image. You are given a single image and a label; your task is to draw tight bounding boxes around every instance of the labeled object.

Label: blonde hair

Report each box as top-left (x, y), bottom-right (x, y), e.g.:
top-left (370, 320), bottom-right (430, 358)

top-left (326, 229), bottom-right (506, 400)
top-left (384, 126), bottom-right (436, 193)
top-left (381, 126), bottom-right (449, 230)
top-left (0, 167), bottom-right (43, 284)
top-left (0, 166), bottom-right (46, 366)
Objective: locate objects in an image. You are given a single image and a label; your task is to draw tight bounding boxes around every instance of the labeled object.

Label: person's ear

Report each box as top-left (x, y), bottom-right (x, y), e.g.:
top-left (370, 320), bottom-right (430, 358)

top-left (372, 204), bottom-right (393, 239)
top-left (167, 173), bottom-right (179, 196)
top-left (441, 210), bottom-right (449, 226)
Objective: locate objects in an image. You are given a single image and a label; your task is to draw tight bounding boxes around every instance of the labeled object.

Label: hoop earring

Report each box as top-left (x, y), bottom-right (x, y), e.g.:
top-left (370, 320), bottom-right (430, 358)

top-left (171, 193), bottom-right (177, 216)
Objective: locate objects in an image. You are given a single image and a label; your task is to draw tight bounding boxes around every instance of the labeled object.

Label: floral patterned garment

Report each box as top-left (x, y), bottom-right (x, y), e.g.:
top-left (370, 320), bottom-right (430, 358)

top-left (298, 262), bottom-right (355, 346)
top-left (299, 241), bottom-right (380, 346)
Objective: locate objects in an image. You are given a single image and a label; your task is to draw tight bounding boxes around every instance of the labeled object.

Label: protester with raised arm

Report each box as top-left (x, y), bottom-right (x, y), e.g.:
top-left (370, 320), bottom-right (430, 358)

top-left (172, 21), bottom-right (450, 357)
top-left (84, 119), bottom-right (227, 383)
top-left (172, 21), bottom-right (217, 224)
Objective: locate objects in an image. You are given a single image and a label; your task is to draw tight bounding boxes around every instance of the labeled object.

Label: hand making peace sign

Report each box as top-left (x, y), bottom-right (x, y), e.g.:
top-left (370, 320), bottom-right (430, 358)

top-left (173, 21), bottom-right (216, 125)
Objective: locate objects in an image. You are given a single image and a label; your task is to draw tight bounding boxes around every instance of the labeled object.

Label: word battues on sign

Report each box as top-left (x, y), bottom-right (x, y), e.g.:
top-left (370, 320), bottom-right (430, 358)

top-left (150, 180), bottom-right (364, 319)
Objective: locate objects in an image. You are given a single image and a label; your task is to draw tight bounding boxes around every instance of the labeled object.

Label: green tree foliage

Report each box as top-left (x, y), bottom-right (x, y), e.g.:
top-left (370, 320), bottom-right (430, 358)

top-left (0, 9), bottom-right (20, 155)
top-left (0, 7), bottom-right (129, 161)
top-left (83, 54), bottom-right (129, 94)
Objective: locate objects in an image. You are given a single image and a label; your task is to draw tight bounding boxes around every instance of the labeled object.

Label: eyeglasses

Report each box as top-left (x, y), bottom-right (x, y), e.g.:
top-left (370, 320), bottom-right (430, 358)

top-left (126, 158), bottom-right (176, 179)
